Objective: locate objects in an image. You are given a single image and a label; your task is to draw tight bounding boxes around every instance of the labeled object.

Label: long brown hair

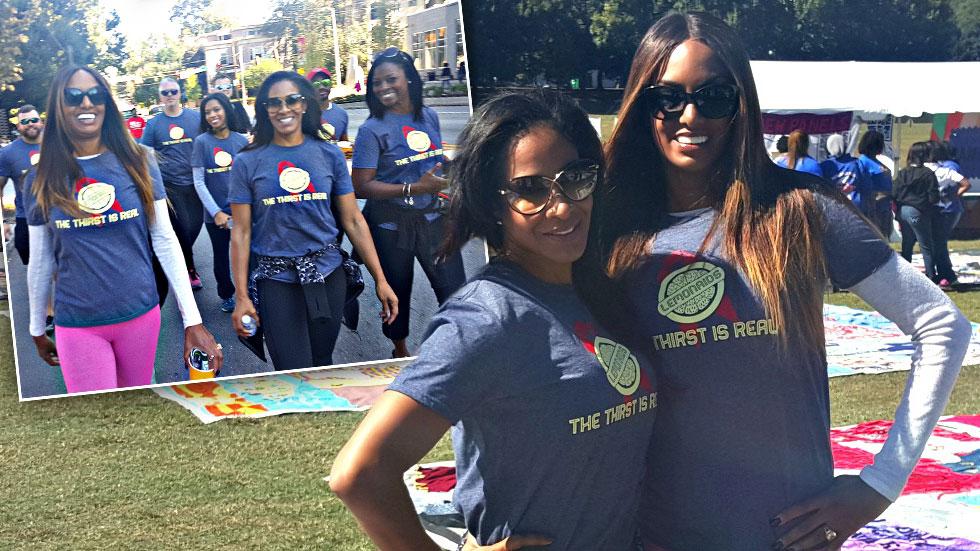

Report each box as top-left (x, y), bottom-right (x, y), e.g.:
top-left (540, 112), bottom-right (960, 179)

top-left (33, 65), bottom-right (156, 223)
top-left (576, 12), bottom-right (828, 352)
top-left (786, 129), bottom-right (810, 170)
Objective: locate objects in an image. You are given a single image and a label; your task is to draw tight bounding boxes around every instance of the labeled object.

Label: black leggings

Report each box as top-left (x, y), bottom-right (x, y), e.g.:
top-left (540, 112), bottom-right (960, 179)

top-left (13, 217), bottom-right (28, 264)
top-left (257, 267), bottom-right (346, 370)
top-left (371, 216), bottom-right (466, 341)
top-left (204, 222), bottom-right (235, 300)
top-left (164, 183), bottom-right (203, 272)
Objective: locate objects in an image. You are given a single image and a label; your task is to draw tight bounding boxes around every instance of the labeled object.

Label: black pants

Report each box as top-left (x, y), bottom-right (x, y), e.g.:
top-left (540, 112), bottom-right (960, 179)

top-left (371, 216), bottom-right (466, 341)
top-left (164, 183), bottom-right (203, 272)
top-left (204, 222), bottom-right (235, 300)
top-left (257, 267), bottom-right (346, 371)
top-left (13, 216), bottom-right (28, 265)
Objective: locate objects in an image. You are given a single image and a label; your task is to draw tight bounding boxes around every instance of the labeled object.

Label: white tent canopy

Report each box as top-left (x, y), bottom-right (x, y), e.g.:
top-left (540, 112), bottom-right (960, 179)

top-left (751, 61), bottom-right (980, 117)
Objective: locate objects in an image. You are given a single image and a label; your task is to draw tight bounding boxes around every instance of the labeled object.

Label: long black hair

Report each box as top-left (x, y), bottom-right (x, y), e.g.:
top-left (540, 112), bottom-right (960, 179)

top-left (365, 48), bottom-right (424, 121)
top-left (439, 90), bottom-right (602, 259)
top-left (199, 92), bottom-right (247, 134)
top-left (243, 71), bottom-right (323, 151)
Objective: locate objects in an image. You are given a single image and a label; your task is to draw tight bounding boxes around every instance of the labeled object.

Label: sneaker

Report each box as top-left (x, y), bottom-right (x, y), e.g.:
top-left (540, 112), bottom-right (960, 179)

top-left (219, 296), bottom-right (236, 313)
top-left (189, 270), bottom-right (203, 291)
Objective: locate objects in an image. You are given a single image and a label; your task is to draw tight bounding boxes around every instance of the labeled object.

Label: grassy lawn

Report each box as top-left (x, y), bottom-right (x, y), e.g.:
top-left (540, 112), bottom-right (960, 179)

top-left (1, 237), bottom-right (980, 548)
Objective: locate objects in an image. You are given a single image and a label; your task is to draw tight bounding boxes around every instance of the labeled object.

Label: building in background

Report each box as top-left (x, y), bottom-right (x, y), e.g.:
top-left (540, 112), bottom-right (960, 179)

top-left (405, 0), bottom-right (463, 74)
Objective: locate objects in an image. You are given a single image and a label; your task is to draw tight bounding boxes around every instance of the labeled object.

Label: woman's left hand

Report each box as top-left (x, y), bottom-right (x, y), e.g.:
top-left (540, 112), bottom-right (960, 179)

top-left (375, 280), bottom-right (399, 325)
top-left (184, 324), bottom-right (224, 375)
top-left (771, 475), bottom-right (891, 550)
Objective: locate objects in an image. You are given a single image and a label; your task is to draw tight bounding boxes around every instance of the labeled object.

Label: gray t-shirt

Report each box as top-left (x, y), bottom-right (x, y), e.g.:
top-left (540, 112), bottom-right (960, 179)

top-left (390, 260), bottom-right (658, 550)
top-left (622, 193), bottom-right (893, 550)
top-left (140, 109), bottom-right (200, 186)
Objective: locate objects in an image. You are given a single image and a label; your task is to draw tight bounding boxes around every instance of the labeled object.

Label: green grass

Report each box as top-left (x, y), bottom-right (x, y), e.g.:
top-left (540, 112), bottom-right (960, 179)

top-left (2, 236), bottom-right (980, 547)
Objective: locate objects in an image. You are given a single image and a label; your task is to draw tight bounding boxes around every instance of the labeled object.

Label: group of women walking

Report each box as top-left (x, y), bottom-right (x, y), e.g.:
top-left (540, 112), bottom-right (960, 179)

top-left (331, 11), bottom-right (970, 551)
top-left (24, 48), bottom-right (463, 390)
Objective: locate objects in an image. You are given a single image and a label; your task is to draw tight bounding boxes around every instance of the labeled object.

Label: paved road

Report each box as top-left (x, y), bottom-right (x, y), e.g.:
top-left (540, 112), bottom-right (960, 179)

top-left (10, 101), bottom-right (485, 399)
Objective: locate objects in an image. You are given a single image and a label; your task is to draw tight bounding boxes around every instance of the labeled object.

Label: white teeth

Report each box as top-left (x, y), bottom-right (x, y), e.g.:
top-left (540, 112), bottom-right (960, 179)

top-left (77, 114), bottom-right (95, 121)
top-left (548, 225), bottom-right (576, 236)
top-left (676, 135), bottom-right (707, 145)
top-left (279, 117), bottom-right (294, 123)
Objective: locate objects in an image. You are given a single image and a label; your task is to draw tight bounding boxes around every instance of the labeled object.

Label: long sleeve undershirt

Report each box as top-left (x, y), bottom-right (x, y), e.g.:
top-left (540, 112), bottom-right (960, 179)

top-left (27, 198), bottom-right (202, 336)
top-left (850, 253), bottom-right (971, 501)
top-left (192, 166), bottom-right (222, 219)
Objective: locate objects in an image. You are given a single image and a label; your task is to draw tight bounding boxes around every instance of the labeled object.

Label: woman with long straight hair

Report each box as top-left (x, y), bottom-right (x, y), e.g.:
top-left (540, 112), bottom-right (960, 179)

top-left (192, 92), bottom-right (249, 312)
top-left (25, 65), bottom-right (222, 392)
top-left (333, 90), bottom-right (657, 550)
top-left (351, 48), bottom-right (466, 358)
top-left (777, 129), bottom-right (822, 178)
top-left (574, 12), bottom-right (969, 550)
top-left (229, 71), bottom-right (397, 370)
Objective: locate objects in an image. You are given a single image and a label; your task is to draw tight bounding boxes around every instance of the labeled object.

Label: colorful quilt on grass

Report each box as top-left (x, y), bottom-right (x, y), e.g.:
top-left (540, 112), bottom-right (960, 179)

top-left (404, 415), bottom-right (980, 549)
top-left (824, 304), bottom-right (980, 377)
top-left (154, 363), bottom-right (403, 423)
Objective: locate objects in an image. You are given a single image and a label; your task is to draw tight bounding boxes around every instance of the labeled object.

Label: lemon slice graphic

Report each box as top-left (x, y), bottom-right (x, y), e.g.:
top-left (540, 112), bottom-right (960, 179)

top-left (406, 130), bottom-right (431, 152)
top-left (214, 150), bottom-right (232, 167)
top-left (169, 126), bottom-right (185, 140)
top-left (77, 182), bottom-right (116, 214)
top-left (279, 166), bottom-right (311, 194)
top-left (594, 336), bottom-right (641, 395)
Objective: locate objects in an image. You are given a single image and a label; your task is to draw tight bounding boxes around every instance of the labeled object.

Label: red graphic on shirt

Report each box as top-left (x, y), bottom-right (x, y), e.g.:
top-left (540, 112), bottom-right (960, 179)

top-left (168, 124), bottom-right (185, 140)
top-left (213, 147), bottom-right (233, 168)
top-left (659, 250), bottom-right (739, 347)
top-left (29, 149), bottom-right (40, 166)
top-left (277, 160), bottom-right (316, 194)
top-left (74, 177), bottom-right (124, 218)
top-left (402, 125), bottom-right (435, 153)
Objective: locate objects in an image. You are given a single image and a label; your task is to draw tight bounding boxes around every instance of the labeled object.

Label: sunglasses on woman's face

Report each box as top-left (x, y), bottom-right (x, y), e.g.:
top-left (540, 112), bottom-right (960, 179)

top-left (159, 89), bottom-right (180, 97)
top-left (63, 87), bottom-right (108, 107)
top-left (642, 83), bottom-right (739, 121)
top-left (264, 93), bottom-right (305, 110)
top-left (499, 159), bottom-right (599, 215)
top-left (376, 47), bottom-right (413, 64)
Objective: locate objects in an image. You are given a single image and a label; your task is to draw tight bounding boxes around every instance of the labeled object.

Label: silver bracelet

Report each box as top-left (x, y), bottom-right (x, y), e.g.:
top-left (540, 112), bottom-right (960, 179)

top-left (403, 181), bottom-right (414, 206)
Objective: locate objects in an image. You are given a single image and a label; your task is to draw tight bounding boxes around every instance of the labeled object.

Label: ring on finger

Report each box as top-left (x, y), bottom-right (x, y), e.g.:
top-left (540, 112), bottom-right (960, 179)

top-left (216, 343), bottom-right (223, 350)
top-left (823, 526), bottom-right (838, 542)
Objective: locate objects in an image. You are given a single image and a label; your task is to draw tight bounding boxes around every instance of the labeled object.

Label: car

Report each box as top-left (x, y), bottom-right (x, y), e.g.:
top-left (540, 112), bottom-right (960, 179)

top-left (147, 105), bottom-right (164, 118)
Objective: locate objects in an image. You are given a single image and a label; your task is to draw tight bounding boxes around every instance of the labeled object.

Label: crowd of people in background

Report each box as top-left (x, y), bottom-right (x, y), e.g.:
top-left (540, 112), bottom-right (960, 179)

top-left (1, 47), bottom-right (464, 392)
top-left (774, 127), bottom-right (971, 290)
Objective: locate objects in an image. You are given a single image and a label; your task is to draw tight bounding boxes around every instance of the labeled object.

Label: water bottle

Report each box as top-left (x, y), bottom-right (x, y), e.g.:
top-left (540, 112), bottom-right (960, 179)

top-left (226, 218), bottom-right (234, 229)
top-left (241, 314), bottom-right (257, 336)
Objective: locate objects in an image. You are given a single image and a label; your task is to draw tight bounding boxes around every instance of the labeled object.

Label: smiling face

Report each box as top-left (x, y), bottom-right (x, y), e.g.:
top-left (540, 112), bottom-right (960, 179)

top-left (310, 72), bottom-right (332, 103)
top-left (203, 98), bottom-right (227, 132)
top-left (16, 110), bottom-right (43, 143)
top-left (501, 125), bottom-right (592, 284)
top-left (652, 39), bottom-right (736, 188)
top-left (213, 77), bottom-right (233, 98)
top-left (62, 70), bottom-right (105, 145)
top-left (266, 79), bottom-right (306, 141)
top-left (371, 62), bottom-right (411, 114)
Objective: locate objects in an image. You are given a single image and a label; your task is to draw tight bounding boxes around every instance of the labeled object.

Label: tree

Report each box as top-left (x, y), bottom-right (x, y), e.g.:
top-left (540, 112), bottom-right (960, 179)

top-left (169, 0), bottom-right (230, 38)
top-left (243, 57), bottom-right (285, 91)
top-left (0, 1), bottom-right (30, 94)
top-left (93, 9), bottom-right (128, 73)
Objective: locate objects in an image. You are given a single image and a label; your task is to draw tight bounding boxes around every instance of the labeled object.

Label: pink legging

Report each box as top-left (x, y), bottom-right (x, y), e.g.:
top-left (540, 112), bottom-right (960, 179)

top-left (55, 306), bottom-right (161, 393)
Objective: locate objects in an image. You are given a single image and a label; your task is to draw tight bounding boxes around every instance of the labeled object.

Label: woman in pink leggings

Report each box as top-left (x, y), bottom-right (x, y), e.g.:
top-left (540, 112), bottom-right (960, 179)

top-left (24, 65), bottom-right (224, 393)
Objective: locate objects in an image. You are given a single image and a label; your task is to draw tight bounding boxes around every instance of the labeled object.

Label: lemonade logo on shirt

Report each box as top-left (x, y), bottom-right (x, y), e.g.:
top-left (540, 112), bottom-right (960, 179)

top-left (168, 124), bottom-right (185, 140)
top-left (75, 178), bottom-right (118, 215)
top-left (29, 150), bottom-right (40, 166)
top-left (404, 126), bottom-right (433, 152)
top-left (593, 336), bottom-right (641, 396)
top-left (657, 261), bottom-right (726, 324)
top-left (278, 160), bottom-right (315, 194)
top-left (214, 147), bottom-right (232, 168)
top-left (321, 122), bottom-right (336, 139)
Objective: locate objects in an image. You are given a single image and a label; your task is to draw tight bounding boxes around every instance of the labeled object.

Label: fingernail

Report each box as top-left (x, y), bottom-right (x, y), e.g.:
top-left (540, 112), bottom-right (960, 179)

top-left (769, 516), bottom-right (781, 527)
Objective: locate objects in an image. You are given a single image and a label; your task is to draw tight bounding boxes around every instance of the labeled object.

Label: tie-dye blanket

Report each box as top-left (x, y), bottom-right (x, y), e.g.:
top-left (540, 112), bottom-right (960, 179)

top-left (405, 415), bottom-right (980, 549)
top-left (825, 304), bottom-right (980, 377)
top-left (153, 363), bottom-right (403, 423)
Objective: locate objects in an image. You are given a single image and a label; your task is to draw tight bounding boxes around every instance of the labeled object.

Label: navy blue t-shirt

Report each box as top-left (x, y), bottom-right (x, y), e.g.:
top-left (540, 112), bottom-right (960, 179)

top-left (620, 187), bottom-right (893, 550)
top-left (24, 149), bottom-right (167, 327)
top-left (320, 104), bottom-right (349, 142)
top-left (228, 137), bottom-right (353, 283)
top-left (820, 154), bottom-right (860, 191)
top-left (390, 260), bottom-right (658, 550)
top-left (0, 138), bottom-right (41, 218)
top-left (351, 106), bottom-right (443, 228)
top-left (192, 131), bottom-right (249, 219)
top-left (140, 109), bottom-right (200, 186)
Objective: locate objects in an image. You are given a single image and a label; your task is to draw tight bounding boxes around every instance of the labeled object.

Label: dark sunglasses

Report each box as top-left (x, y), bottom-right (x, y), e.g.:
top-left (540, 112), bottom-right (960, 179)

top-left (499, 159), bottom-right (599, 215)
top-left (311, 78), bottom-right (332, 88)
top-left (263, 93), bottom-right (305, 109)
top-left (376, 47), bottom-right (413, 64)
top-left (642, 83), bottom-right (739, 120)
top-left (18, 117), bottom-right (40, 125)
top-left (160, 89), bottom-right (180, 97)
top-left (63, 87), bottom-right (108, 107)
top-left (215, 83), bottom-right (233, 91)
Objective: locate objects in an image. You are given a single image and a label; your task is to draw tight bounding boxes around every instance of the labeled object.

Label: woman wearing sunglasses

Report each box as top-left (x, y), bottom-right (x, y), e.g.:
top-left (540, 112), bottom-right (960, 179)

top-left (228, 71), bottom-right (397, 370)
top-left (192, 92), bottom-right (249, 313)
top-left (333, 91), bottom-right (657, 550)
top-left (574, 12), bottom-right (969, 550)
top-left (352, 47), bottom-right (466, 358)
top-left (24, 65), bottom-right (223, 392)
